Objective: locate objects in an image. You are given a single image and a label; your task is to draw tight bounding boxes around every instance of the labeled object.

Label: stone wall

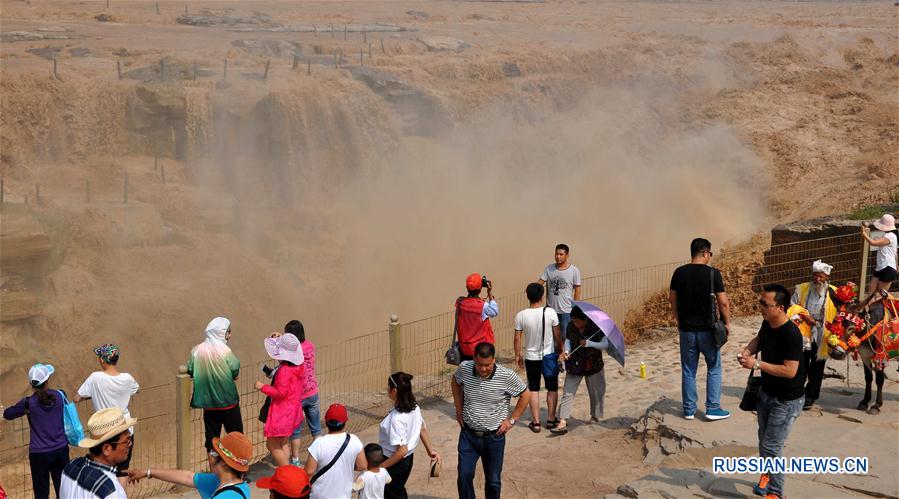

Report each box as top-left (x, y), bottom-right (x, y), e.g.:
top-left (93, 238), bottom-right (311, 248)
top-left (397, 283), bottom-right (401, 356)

top-left (754, 204), bottom-right (899, 292)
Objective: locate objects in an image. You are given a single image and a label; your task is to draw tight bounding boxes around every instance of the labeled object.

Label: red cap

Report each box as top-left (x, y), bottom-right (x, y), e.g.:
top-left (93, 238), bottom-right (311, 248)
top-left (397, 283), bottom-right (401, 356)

top-left (256, 466), bottom-right (311, 498)
top-left (325, 403), bottom-right (348, 424)
top-left (466, 273), bottom-right (482, 292)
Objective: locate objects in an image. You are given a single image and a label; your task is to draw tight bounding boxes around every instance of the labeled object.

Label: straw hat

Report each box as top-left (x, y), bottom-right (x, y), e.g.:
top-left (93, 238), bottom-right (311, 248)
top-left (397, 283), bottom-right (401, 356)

top-left (873, 214), bottom-right (896, 232)
top-left (79, 407), bottom-right (137, 448)
top-left (264, 333), bottom-right (304, 365)
top-left (212, 432), bottom-right (252, 472)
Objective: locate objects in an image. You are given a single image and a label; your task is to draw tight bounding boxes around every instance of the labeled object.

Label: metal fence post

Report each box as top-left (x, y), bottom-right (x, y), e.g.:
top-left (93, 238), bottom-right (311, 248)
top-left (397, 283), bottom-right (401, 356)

top-left (175, 366), bottom-right (192, 472)
top-left (389, 314), bottom-right (402, 375)
top-left (859, 237), bottom-right (870, 301)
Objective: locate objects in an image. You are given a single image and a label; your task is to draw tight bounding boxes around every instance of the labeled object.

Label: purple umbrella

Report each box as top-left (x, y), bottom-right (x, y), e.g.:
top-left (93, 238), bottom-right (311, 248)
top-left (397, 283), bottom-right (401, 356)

top-left (570, 300), bottom-right (626, 367)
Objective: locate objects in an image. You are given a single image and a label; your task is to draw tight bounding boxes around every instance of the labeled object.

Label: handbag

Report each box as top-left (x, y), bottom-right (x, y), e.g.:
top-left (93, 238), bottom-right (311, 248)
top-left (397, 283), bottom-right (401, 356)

top-left (258, 368), bottom-right (277, 423)
top-left (445, 298), bottom-right (463, 366)
top-left (540, 307), bottom-right (560, 377)
top-left (57, 390), bottom-right (85, 446)
top-left (739, 368), bottom-right (762, 412)
top-left (710, 267), bottom-right (728, 348)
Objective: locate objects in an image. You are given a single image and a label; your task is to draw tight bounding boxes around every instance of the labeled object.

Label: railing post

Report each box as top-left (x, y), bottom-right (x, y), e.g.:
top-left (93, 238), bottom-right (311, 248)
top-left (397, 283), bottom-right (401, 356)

top-left (389, 314), bottom-right (402, 375)
top-left (859, 237), bottom-right (870, 301)
top-left (175, 366), bottom-right (192, 473)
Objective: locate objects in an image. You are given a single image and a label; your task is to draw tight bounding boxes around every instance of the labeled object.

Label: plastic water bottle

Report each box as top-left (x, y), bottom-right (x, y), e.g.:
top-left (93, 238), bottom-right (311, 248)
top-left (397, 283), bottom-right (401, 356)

top-left (640, 361), bottom-right (647, 379)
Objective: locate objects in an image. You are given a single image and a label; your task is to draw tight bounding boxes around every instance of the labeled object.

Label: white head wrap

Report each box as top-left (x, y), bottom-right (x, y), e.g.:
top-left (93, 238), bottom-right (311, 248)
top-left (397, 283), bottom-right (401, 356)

top-left (204, 316), bottom-right (231, 345)
top-left (811, 260), bottom-right (833, 276)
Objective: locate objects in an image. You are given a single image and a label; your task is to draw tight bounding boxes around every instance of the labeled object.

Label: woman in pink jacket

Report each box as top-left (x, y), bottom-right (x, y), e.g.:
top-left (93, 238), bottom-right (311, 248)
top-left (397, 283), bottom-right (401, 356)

top-left (255, 333), bottom-right (305, 466)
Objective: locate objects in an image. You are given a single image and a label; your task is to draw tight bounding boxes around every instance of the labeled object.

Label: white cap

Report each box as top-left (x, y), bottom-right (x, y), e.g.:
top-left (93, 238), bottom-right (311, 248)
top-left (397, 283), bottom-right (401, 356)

top-left (28, 363), bottom-right (55, 386)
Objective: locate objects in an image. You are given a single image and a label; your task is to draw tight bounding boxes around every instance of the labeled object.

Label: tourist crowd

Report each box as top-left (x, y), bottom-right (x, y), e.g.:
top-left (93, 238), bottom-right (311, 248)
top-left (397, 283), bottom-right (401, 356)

top-left (3, 213), bottom-right (896, 499)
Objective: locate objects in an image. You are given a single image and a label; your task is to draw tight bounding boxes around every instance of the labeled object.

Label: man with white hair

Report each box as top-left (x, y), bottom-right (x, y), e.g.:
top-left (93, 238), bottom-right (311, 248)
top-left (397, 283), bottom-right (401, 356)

top-left (790, 260), bottom-right (837, 411)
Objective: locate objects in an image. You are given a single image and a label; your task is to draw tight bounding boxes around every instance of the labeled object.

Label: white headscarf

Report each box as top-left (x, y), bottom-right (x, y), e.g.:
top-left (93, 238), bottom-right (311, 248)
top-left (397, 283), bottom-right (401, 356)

top-left (204, 316), bottom-right (231, 347)
top-left (811, 260), bottom-right (833, 276)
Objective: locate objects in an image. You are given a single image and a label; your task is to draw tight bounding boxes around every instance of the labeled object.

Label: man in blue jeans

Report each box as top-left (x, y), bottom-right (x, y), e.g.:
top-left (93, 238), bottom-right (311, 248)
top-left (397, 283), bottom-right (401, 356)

top-left (452, 342), bottom-right (530, 499)
top-left (669, 238), bottom-right (731, 421)
top-left (738, 284), bottom-right (805, 499)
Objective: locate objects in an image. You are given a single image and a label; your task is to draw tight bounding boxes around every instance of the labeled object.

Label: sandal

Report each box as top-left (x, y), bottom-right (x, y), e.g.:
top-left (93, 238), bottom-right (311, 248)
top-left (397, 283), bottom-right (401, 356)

top-left (528, 421), bottom-right (541, 433)
top-left (545, 419), bottom-right (559, 429)
top-left (549, 425), bottom-right (568, 435)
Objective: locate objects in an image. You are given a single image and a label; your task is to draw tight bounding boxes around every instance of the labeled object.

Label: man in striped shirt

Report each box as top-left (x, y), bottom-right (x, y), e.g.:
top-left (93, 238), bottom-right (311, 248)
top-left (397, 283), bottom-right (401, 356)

top-left (452, 342), bottom-right (530, 499)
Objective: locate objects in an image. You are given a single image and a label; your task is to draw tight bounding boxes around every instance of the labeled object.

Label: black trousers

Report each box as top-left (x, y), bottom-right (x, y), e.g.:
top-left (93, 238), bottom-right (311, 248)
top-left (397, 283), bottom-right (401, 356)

top-left (384, 453), bottom-right (414, 499)
top-left (203, 405), bottom-right (244, 451)
top-left (30, 445), bottom-right (69, 499)
top-left (804, 349), bottom-right (827, 402)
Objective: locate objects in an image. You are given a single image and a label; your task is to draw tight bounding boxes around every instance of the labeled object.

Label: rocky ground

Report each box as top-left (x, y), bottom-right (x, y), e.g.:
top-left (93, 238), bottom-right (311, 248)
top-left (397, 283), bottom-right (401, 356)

top-left (154, 316), bottom-right (899, 498)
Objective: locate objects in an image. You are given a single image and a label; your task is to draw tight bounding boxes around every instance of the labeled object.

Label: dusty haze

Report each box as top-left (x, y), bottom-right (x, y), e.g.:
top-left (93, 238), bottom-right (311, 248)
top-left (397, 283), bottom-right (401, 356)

top-left (1, 0), bottom-right (896, 396)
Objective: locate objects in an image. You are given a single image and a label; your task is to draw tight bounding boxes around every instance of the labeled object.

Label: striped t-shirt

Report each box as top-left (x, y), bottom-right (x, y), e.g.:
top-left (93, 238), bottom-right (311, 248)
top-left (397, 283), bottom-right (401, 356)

top-left (454, 361), bottom-right (527, 432)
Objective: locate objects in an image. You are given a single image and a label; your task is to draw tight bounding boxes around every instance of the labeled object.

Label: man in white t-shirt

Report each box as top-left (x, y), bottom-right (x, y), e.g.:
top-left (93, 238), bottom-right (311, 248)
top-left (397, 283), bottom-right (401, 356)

top-left (305, 403), bottom-right (365, 499)
top-left (514, 283), bottom-right (562, 432)
top-left (538, 243), bottom-right (582, 336)
top-left (75, 344), bottom-right (140, 483)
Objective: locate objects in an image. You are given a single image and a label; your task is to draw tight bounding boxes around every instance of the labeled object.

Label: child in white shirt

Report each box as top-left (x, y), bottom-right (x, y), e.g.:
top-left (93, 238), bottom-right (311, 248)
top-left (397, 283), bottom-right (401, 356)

top-left (353, 443), bottom-right (392, 499)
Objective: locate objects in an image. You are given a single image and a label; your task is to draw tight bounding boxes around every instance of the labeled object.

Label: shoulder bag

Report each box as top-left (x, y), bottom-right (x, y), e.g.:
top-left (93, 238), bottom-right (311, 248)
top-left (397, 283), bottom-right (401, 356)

top-left (57, 390), bottom-right (85, 446)
top-left (445, 298), bottom-right (463, 366)
top-left (212, 484), bottom-right (248, 499)
top-left (540, 307), bottom-right (560, 377)
top-left (311, 434), bottom-right (352, 484)
top-left (739, 367), bottom-right (762, 412)
top-left (258, 368), bottom-right (277, 423)
top-left (710, 267), bottom-right (728, 348)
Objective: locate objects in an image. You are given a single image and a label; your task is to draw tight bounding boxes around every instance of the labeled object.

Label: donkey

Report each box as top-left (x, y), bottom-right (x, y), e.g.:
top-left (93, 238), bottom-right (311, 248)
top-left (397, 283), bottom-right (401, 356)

top-left (845, 292), bottom-right (899, 415)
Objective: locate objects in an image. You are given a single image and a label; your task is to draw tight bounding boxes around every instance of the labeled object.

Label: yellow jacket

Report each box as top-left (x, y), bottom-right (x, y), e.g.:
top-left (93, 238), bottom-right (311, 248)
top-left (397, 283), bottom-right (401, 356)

top-left (794, 282), bottom-right (838, 359)
top-left (787, 304), bottom-right (813, 338)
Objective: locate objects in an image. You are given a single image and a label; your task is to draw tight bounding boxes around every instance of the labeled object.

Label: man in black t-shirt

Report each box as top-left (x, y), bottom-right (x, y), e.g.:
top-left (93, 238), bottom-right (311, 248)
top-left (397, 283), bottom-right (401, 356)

top-left (669, 238), bottom-right (731, 421)
top-left (738, 284), bottom-right (805, 499)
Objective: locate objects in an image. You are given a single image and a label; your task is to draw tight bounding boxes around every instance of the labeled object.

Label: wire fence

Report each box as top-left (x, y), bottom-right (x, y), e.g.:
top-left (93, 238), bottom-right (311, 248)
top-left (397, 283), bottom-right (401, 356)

top-left (2, 231), bottom-right (892, 498)
top-left (2, 25), bottom-right (414, 88)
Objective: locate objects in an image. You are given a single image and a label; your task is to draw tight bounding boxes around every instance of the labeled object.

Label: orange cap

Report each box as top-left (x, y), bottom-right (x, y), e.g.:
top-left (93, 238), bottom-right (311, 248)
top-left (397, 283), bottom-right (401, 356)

top-left (256, 466), bottom-right (311, 498)
top-left (466, 273), bottom-right (482, 291)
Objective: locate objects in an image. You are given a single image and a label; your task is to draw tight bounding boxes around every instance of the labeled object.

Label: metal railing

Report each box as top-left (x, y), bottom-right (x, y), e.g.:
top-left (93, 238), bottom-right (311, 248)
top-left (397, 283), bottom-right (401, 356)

top-left (1, 232), bottom-right (889, 498)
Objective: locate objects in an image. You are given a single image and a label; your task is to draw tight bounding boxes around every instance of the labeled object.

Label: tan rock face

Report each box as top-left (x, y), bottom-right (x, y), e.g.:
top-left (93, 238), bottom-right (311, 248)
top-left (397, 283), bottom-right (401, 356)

top-left (0, 290), bottom-right (40, 323)
top-left (0, 275), bottom-right (41, 322)
top-left (0, 206), bottom-right (52, 278)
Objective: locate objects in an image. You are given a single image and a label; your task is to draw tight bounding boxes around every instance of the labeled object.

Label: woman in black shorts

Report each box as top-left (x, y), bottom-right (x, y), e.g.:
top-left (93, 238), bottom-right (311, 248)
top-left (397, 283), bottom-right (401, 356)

top-left (861, 213), bottom-right (897, 299)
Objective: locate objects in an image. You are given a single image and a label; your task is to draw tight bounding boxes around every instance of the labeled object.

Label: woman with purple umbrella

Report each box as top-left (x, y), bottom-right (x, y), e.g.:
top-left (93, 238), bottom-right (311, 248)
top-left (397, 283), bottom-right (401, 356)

top-left (551, 306), bottom-right (610, 435)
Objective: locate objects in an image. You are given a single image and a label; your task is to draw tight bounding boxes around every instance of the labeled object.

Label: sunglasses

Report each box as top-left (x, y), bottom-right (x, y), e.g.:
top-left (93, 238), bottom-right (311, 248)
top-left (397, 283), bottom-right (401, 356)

top-left (758, 299), bottom-right (779, 309)
top-left (110, 435), bottom-right (133, 448)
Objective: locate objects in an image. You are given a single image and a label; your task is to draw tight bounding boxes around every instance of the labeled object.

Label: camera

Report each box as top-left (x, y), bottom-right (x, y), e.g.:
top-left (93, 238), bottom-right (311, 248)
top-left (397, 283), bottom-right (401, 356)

top-left (261, 365), bottom-right (274, 377)
top-left (481, 275), bottom-right (491, 288)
